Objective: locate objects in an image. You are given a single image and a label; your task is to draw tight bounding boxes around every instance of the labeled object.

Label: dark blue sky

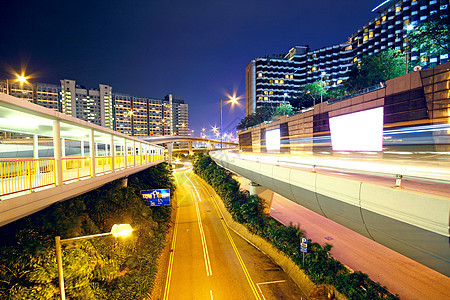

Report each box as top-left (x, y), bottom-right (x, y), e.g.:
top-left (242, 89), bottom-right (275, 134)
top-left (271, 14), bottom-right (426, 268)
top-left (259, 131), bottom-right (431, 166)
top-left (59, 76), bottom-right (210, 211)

top-left (0, 0), bottom-right (382, 137)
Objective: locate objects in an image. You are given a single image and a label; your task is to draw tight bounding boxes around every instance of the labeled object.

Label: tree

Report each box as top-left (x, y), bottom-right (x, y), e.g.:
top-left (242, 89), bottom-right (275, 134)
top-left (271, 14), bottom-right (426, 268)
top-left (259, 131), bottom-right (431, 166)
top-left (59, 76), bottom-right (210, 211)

top-left (346, 48), bottom-right (406, 91)
top-left (273, 104), bottom-right (294, 119)
top-left (236, 107), bottom-right (274, 130)
top-left (408, 14), bottom-right (450, 59)
top-left (286, 81), bottom-right (327, 110)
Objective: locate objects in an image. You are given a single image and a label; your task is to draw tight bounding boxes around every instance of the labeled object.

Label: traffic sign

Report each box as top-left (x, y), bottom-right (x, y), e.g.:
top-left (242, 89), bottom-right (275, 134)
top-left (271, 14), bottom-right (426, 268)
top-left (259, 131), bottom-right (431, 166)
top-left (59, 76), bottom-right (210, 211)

top-left (141, 189), bottom-right (171, 206)
top-left (301, 246), bottom-right (307, 253)
top-left (301, 243), bottom-right (307, 248)
top-left (301, 237), bottom-right (307, 244)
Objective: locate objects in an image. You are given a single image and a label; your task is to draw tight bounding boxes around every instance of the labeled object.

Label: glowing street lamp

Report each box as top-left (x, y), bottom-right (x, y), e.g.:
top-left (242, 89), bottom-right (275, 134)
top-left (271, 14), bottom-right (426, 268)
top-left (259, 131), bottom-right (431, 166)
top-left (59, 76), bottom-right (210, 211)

top-left (5, 73), bottom-right (30, 95)
top-left (55, 224), bottom-right (133, 300)
top-left (220, 96), bottom-right (238, 149)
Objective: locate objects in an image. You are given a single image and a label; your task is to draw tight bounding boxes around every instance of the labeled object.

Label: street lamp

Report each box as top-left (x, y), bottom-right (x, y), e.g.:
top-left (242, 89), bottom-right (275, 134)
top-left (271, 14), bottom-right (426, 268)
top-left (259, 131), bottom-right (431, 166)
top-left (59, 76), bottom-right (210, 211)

top-left (320, 72), bottom-right (327, 103)
top-left (55, 224), bottom-right (133, 300)
top-left (220, 96), bottom-right (237, 149)
top-left (405, 24), bottom-right (414, 74)
top-left (5, 73), bottom-right (29, 95)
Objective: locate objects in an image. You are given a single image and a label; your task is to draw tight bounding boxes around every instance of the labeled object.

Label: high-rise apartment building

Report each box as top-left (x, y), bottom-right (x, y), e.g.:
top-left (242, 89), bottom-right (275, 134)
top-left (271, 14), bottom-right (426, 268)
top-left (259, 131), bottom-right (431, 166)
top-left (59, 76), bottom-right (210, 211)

top-left (246, 0), bottom-right (449, 115)
top-left (60, 79), bottom-right (113, 129)
top-left (0, 79), bottom-right (188, 137)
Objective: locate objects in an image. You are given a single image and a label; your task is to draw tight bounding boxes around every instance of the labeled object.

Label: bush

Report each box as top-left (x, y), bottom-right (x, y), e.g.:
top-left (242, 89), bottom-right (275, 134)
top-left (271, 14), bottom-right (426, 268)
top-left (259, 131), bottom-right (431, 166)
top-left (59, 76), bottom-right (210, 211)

top-left (0, 163), bottom-right (174, 300)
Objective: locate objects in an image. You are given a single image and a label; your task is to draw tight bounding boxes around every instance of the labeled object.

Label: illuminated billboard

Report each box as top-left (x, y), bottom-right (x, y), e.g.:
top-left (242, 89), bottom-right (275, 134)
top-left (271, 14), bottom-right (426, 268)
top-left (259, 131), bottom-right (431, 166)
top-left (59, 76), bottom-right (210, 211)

top-left (141, 189), bottom-right (171, 206)
top-left (266, 129), bottom-right (280, 151)
top-left (329, 107), bottom-right (384, 151)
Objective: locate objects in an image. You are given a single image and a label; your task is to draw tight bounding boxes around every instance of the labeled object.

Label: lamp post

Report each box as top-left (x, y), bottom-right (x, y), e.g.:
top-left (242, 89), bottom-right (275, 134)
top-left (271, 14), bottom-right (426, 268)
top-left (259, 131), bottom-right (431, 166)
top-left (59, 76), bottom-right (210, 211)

top-left (405, 24), bottom-right (414, 74)
top-left (220, 97), bottom-right (237, 149)
top-left (320, 72), bottom-right (327, 103)
top-left (5, 74), bottom-right (29, 95)
top-left (55, 224), bottom-right (133, 300)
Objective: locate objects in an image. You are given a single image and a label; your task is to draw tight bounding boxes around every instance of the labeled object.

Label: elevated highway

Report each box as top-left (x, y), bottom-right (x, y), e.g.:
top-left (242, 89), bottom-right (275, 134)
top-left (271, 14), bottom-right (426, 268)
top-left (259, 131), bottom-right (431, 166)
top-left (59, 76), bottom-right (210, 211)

top-left (210, 150), bottom-right (450, 276)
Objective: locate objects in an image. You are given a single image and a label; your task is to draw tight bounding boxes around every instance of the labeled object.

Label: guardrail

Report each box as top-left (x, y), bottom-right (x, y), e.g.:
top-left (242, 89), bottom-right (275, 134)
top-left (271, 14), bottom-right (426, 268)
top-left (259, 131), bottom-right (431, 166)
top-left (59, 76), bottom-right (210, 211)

top-left (0, 154), bottom-right (165, 198)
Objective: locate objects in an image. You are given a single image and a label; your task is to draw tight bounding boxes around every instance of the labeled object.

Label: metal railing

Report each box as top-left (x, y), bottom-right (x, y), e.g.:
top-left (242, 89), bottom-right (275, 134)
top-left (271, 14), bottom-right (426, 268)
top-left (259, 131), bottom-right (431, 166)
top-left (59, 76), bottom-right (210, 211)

top-left (0, 154), bottom-right (164, 198)
top-left (0, 158), bottom-right (55, 196)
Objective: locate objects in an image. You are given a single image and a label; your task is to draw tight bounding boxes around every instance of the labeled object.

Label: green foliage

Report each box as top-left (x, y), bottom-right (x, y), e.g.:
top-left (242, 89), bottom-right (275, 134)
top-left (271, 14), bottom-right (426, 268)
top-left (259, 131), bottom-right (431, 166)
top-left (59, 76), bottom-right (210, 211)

top-left (236, 107), bottom-right (274, 130)
top-left (193, 154), bottom-right (399, 300)
top-left (346, 48), bottom-right (406, 91)
top-left (273, 104), bottom-right (295, 119)
top-left (408, 14), bottom-right (450, 60)
top-left (0, 163), bottom-right (174, 299)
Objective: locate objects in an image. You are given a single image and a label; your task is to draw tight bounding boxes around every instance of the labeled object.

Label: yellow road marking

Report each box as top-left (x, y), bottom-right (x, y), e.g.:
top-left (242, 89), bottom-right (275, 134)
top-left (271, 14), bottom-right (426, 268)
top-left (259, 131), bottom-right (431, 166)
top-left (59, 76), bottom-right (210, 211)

top-left (184, 170), bottom-right (212, 276)
top-left (188, 171), bottom-right (262, 300)
top-left (163, 205), bottom-right (180, 300)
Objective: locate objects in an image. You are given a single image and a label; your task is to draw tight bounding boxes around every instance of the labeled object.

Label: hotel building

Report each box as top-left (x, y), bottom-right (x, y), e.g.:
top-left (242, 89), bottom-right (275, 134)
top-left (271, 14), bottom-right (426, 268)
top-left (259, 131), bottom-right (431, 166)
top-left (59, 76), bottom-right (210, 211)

top-left (246, 0), bottom-right (449, 115)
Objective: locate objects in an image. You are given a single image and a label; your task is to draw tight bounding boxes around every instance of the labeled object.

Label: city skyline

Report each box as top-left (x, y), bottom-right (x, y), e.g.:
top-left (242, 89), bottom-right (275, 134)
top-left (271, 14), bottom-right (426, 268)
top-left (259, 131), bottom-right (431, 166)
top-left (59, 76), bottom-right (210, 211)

top-left (1, 0), bottom-right (382, 135)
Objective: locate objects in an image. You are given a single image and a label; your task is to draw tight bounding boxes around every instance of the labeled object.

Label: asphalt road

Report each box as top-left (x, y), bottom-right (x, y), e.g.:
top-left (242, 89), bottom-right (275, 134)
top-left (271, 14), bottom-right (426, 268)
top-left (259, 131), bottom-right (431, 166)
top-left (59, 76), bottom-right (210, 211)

top-left (162, 168), bottom-right (306, 300)
top-left (235, 176), bottom-right (450, 300)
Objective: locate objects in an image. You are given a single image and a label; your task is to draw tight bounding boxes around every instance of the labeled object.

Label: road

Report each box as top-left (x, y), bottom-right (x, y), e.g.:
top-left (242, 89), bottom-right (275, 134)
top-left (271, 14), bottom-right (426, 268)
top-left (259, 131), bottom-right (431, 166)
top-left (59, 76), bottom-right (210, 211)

top-left (162, 167), bottom-right (306, 300)
top-left (235, 176), bottom-right (450, 300)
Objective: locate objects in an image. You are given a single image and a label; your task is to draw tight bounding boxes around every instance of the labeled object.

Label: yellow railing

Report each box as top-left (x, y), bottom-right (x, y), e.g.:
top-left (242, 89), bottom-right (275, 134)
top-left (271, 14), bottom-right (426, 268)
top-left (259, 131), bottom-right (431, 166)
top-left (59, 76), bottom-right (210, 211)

top-left (95, 156), bottom-right (112, 174)
top-left (0, 158), bottom-right (55, 196)
top-left (114, 155), bottom-right (125, 170)
top-left (62, 157), bottom-right (91, 182)
top-left (0, 154), bottom-right (165, 197)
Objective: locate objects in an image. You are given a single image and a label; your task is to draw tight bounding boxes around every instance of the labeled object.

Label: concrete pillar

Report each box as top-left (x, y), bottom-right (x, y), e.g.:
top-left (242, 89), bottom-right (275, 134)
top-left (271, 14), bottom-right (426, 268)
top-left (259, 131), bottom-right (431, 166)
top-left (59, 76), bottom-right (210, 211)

top-left (81, 141), bottom-right (85, 157)
top-left (133, 141), bottom-right (136, 166)
top-left (167, 142), bottom-right (173, 164)
top-left (61, 138), bottom-right (66, 158)
top-left (33, 134), bottom-right (39, 175)
top-left (53, 120), bottom-right (63, 186)
top-left (120, 177), bottom-right (128, 188)
top-left (124, 139), bottom-right (128, 168)
top-left (110, 135), bottom-right (115, 172)
top-left (188, 141), bottom-right (193, 155)
top-left (90, 129), bottom-right (95, 177)
top-left (249, 182), bottom-right (274, 215)
top-left (140, 142), bottom-right (143, 165)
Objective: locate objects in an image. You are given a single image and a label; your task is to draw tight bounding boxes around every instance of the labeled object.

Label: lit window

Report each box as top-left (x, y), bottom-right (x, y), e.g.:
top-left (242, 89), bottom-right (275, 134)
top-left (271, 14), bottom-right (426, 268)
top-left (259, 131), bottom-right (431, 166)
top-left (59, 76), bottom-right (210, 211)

top-left (364, 28), bottom-right (368, 33)
top-left (420, 57), bottom-right (428, 62)
top-left (264, 91), bottom-right (268, 95)
top-left (376, 20), bottom-right (381, 25)
top-left (285, 74), bottom-right (289, 79)
top-left (369, 32), bottom-right (374, 38)
top-left (269, 91), bottom-right (273, 95)
top-left (382, 15), bottom-right (387, 22)
top-left (258, 73), bottom-right (263, 77)
top-left (290, 75), bottom-right (293, 79)
top-left (353, 57), bottom-right (358, 62)
top-left (264, 96), bottom-right (269, 100)
top-left (280, 80), bottom-right (284, 84)
top-left (275, 80), bottom-right (279, 84)
top-left (269, 79), bottom-right (273, 83)
top-left (395, 6), bottom-right (401, 12)
top-left (363, 35), bottom-right (369, 41)
top-left (258, 96), bottom-right (263, 100)
top-left (337, 79), bottom-right (343, 84)
top-left (312, 66), bottom-right (317, 71)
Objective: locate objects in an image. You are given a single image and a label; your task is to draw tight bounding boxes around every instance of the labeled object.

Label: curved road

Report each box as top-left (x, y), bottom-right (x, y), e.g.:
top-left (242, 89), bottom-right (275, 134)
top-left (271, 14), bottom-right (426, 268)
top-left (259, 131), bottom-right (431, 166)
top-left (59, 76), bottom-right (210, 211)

top-left (162, 167), bottom-right (306, 300)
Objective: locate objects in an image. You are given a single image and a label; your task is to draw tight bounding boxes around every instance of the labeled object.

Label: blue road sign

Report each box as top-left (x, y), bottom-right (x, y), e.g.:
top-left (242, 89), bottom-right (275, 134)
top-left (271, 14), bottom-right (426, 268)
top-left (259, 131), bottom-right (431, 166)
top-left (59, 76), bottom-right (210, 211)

top-left (141, 189), bottom-right (170, 206)
top-left (301, 246), bottom-right (307, 253)
top-left (301, 237), bottom-right (307, 244)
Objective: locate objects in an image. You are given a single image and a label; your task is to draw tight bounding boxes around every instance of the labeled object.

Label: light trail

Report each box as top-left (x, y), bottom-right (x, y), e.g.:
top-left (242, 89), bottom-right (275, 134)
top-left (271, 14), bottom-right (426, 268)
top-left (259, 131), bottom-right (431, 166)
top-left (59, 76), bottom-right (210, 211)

top-left (163, 207), bottom-right (180, 300)
top-left (184, 170), bottom-right (212, 276)
top-left (189, 172), bottom-right (262, 300)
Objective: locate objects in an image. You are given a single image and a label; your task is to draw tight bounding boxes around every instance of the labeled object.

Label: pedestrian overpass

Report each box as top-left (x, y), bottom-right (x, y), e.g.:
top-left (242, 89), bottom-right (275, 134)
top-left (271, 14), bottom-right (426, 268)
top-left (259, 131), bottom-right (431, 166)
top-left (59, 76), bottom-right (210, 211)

top-left (0, 92), bottom-right (165, 227)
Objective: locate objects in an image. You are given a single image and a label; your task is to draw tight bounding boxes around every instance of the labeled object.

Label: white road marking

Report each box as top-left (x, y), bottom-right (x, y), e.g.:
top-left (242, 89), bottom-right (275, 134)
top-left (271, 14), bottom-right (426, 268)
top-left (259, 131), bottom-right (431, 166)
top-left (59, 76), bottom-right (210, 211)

top-left (184, 170), bottom-right (212, 276)
top-left (210, 289), bottom-right (214, 300)
top-left (256, 280), bottom-right (287, 300)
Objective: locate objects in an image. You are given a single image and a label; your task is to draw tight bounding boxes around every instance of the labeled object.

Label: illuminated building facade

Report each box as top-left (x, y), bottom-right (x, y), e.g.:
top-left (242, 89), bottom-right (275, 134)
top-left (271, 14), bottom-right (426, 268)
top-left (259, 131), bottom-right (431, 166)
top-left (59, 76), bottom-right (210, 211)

top-left (246, 0), bottom-right (449, 115)
top-left (60, 79), bottom-right (113, 129)
top-left (0, 81), bottom-right (59, 111)
top-left (1, 79), bottom-right (188, 137)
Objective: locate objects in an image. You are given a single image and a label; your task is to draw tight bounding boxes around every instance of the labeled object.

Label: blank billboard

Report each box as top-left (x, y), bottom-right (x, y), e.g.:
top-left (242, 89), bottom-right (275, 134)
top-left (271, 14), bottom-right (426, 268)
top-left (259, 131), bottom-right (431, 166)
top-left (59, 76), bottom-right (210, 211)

top-left (266, 129), bottom-right (281, 151)
top-left (329, 107), bottom-right (384, 151)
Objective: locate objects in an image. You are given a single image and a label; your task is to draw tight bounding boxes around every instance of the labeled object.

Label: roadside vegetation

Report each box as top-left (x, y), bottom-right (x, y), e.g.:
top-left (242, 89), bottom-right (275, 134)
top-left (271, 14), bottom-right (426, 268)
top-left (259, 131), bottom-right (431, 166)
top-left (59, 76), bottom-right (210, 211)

top-left (193, 153), bottom-right (400, 299)
top-left (0, 163), bottom-right (175, 300)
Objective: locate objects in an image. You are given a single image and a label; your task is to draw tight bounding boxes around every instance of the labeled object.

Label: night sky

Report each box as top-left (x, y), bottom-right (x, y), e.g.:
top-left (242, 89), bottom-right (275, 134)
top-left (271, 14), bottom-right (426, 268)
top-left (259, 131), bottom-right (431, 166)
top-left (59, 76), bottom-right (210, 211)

top-left (0, 0), bottom-right (382, 137)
